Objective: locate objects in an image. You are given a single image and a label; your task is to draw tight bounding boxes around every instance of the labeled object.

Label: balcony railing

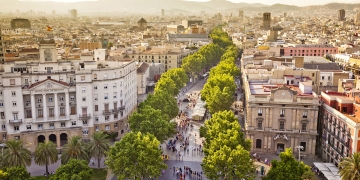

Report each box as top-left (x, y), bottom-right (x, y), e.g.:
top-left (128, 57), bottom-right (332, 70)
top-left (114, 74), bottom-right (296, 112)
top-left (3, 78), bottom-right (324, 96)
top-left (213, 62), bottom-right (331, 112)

top-left (119, 105), bottom-right (125, 111)
top-left (9, 119), bottom-right (23, 125)
top-left (79, 114), bottom-right (91, 120)
top-left (300, 130), bottom-right (308, 133)
top-left (103, 110), bottom-right (113, 115)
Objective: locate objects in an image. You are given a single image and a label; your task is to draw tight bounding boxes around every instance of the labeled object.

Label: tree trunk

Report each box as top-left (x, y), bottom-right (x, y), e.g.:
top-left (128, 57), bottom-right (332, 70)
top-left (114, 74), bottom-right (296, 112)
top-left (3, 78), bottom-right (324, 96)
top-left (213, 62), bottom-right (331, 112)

top-left (45, 163), bottom-right (49, 179)
top-left (98, 157), bottom-right (101, 169)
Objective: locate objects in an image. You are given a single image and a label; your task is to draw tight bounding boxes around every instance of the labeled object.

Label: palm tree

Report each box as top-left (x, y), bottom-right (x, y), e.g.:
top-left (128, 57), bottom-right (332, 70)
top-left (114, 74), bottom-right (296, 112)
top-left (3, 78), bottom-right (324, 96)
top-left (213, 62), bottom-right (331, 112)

top-left (34, 141), bottom-right (58, 175)
top-left (88, 131), bottom-right (110, 168)
top-left (339, 152), bottom-right (360, 180)
top-left (60, 136), bottom-right (89, 164)
top-left (2, 140), bottom-right (31, 167)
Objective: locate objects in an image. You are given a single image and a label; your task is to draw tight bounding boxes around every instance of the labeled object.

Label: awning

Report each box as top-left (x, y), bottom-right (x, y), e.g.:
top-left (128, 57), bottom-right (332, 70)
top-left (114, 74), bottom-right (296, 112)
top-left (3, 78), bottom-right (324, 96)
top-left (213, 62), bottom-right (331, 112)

top-left (313, 162), bottom-right (341, 180)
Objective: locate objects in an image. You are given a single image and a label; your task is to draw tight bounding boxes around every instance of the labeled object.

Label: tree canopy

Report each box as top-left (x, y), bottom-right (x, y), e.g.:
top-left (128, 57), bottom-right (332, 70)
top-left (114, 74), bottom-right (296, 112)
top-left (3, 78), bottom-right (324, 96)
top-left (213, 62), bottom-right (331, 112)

top-left (60, 136), bottom-right (89, 164)
top-left (128, 105), bottom-right (176, 142)
top-left (263, 148), bottom-right (315, 180)
top-left (49, 159), bottom-right (92, 180)
top-left (339, 152), bottom-right (360, 180)
top-left (88, 131), bottom-right (111, 169)
top-left (182, 53), bottom-right (206, 76)
top-left (106, 132), bottom-right (167, 180)
top-left (0, 166), bottom-right (31, 180)
top-left (140, 90), bottom-right (178, 119)
top-left (34, 141), bottom-right (58, 175)
top-left (2, 140), bottom-right (31, 167)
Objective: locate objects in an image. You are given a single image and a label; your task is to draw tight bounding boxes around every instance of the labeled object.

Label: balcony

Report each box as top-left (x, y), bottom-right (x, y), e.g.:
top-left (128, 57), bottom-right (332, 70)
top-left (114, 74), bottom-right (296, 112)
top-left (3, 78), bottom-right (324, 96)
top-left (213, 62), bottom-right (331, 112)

top-left (280, 114), bottom-right (285, 117)
top-left (79, 114), bottom-right (91, 120)
top-left (119, 105), bottom-right (125, 111)
top-left (9, 119), bottom-right (23, 125)
top-left (300, 130), bottom-right (308, 133)
top-left (102, 110), bottom-right (113, 115)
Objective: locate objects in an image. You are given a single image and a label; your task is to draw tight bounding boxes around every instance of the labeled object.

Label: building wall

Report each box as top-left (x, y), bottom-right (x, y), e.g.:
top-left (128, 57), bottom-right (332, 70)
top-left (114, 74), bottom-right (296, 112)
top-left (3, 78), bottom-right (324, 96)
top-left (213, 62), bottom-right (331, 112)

top-left (137, 67), bottom-right (150, 95)
top-left (283, 47), bottom-right (338, 56)
top-left (79, 42), bottom-right (102, 50)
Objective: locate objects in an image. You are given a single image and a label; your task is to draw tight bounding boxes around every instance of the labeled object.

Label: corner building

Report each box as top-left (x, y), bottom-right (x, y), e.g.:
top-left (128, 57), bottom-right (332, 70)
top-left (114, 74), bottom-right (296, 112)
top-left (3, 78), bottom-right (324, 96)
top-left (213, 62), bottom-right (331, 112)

top-left (0, 40), bottom-right (137, 152)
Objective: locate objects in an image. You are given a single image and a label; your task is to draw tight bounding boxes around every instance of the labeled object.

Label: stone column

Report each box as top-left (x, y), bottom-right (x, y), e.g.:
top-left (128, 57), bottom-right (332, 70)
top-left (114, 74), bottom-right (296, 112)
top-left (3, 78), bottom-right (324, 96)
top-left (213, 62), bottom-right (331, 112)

top-left (265, 108), bottom-right (270, 127)
top-left (31, 94), bottom-right (36, 121)
top-left (42, 94), bottom-right (47, 120)
top-left (54, 93), bottom-right (59, 118)
top-left (269, 107), bottom-right (273, 128)
top-left (56, 132), bottom-right (61, 148)
top-left (65, 92), bottom-right (70, 118)
top-left (308, 138), bottom-right (312, 155)
top-left (292, 109), bottom-right (296, 129)
top-left (264, 134), bottom-right (268, 151)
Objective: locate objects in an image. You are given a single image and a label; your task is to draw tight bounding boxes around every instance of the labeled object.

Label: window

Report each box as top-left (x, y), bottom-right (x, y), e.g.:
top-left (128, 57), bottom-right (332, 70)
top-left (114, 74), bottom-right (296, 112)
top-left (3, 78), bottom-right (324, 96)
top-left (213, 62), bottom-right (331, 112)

top-left (113, 92), bottom-right (117, 99)
top-left (328, 76), bottom-right (331, 80)
top-left (104, 84), bottom-right (108, 89)
top-left (322, 76), bottom-right (324, 80)
top-left (94, 94), bottom-right (98, 101)
top-left (300, 142), bottom-right (306, 152)
top-left (82, 120), bottom-right (88, 125)
top-left (1, 124), bottom-right (5, 129)
top-left (303, 111), bottom-right (307, 118)
top-left (105, 125), bottom-right (110, 130)
top-left (11, 91), bottom-right (16, 96)
top-left (61, 122), bottom-right (65, 127)
top-left (94, 86), bottom-right (97, 90)
top-left (60, 96), bottom-right (64, 101)
top-left (72, 121), bottom-right (76, 126)
top-left (12, 102), bottom-right (17, 107)
top-left (312, 73), bottom-right (315, 77)
top-left (81, 76), bottom-right (85, 81)
top-left (70, 96), bottom-right (75, 101)
top-left (48, 97), bottom-right (53, 102)
top-left (113, 83), bottom-right (116, 88)
top-left (0, 102), bottom-right (3, 107)
top-left (38, 109), bottom-right (43, 118)
top-left (81, 87), bottom-right (86, 93)
top-left (38, 124), bottom-right (43, 130)
top-left (49, 123), bottom-right (54, 129)
top-left (104, 73), bottom-right (108, 79)
top-left (104, 93), bottom-right (108, 100)
top-left (258, 108), bottom-right (263, 116)
top-left (95, 117), bottom-right (99, 122)
top-left (279, 122), bottom-right (285, 130)
top-left (0, 112), bottom-right (3, 118)
top-left (0, 91), bottom-right (2, 95)
top-left (49, 108), bottom-right (54, 117)
top-left (280, 109), bottom-right (285, 117)
top-left (82, 97), bottom-right (86, 102)
top-left (95, 105), bottom-right (98, 112)
top-left (95, 126), bottom-right (99, 131)
top-left (60, 108), bottom-right (65, 116)
top-left (93, 74), bottom-right (97, 80)
top-left (302, 123), bottom-right (307, 131)
top-left (105, 116), bottom-right (110, 121)
top-left (256, 139), bottom-right (262, 149)
top-left (10, 79), bottom-right (15, 85)
top-left (83, 129), bottom-right (89, 135)
top-left (14, 126), bottom-right (19, 131)
top-left (257, 121), bottom-right (262, 129)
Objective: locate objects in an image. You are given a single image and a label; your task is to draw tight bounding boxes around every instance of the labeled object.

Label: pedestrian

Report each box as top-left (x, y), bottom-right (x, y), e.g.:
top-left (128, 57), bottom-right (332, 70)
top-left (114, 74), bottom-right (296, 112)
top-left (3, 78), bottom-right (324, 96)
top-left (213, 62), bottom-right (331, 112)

top-left (173, 167), bottom-right (175, 173)
top-left (91, 158), bottom-right (94, 166)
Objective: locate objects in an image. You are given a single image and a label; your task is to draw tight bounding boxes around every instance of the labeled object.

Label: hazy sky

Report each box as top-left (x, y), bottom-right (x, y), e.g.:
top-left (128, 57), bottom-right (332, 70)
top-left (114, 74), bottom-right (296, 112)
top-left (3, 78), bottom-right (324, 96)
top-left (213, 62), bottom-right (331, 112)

top-left (19, 0), bottom-right (359, 6)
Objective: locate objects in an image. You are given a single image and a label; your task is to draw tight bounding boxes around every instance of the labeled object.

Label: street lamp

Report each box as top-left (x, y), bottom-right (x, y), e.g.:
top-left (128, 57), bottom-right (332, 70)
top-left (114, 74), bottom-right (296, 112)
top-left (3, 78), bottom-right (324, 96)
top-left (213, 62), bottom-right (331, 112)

top-left (296, 145), bottom-right (304, 166)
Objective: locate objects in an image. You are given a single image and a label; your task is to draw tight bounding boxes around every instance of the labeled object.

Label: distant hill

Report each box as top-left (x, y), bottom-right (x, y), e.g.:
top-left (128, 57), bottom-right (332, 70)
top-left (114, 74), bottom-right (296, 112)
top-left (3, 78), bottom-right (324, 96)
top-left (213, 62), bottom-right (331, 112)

top-left (0, 0), bottom-right (359, 14)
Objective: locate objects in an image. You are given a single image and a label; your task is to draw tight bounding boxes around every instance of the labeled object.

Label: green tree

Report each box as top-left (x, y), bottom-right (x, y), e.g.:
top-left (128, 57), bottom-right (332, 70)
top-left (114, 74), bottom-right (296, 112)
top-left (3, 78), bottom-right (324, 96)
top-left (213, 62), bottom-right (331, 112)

top-left (2, 166), bottom-right (30, 180)
top-left (204, 110), bottom-right (251, 151)
top-left (106, 132), bottom-right (167, 180)
top-left (339, 152), bottom-right (360, 180)
top-left (88, 131), bottom-right (110, 169)
top-left (263, 148), bottom-right (312, 180)
top-left (0, 170), bottom-right (7, 180)
top-left (206, 86), bottom-right (234, 114)
top-left (128, 105), bottom-right (176, 142)
top-left (154, 76), bottom-right (177, 96)
top-left (210, 60), bottom-right (240, 77)
top-left (49, 159), bottom-right (92, 180)
top-left (202, 145), bottom-right (255, 180)
top-left (160, 68), bottom-right (188, 92)
top-left (301, 169), bottom-right (317, 180)
top-left (34, 141), bottom-right (59, 175)
top-left (182, 53), bottom-right (206, 76)
top-left (140, 91), bottom-right (179, 118)
top-left (2, 140), bottom-right (31, 167)
top-left (60, 136), bottom-right (89, 164)
top-left (201, 73), bottom-right (236, 102)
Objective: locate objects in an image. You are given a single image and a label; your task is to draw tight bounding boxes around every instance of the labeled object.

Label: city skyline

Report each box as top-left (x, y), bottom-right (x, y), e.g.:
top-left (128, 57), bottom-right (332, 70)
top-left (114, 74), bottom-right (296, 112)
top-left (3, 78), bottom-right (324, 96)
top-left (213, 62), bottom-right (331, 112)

top-left (15, 0), bottom-right (360, 7)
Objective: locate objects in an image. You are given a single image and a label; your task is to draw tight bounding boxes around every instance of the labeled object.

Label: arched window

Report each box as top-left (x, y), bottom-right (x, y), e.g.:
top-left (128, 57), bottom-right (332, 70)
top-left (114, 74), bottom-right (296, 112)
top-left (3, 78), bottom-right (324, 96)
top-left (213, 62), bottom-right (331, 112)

top-left (93, 74), bottom-right (97, 80)
top-left (256, 139), bottom-right (262, 149)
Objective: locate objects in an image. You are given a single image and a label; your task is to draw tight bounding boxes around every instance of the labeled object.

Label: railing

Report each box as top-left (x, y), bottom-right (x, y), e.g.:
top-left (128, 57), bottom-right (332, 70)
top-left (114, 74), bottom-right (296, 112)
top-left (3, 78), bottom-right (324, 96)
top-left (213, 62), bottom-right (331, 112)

top-left (255, 128), bottom-right (264, 131)
top-left (300, 130), bottom-right (308, 133)
top-left (103, 110), bottom-right (113, 115)
top-left (79, 114), bottom-right (91, 120)
top-left (9, 119), bottom-right (23, 125)
top-left (119, 105), bottom-right (125, 111)
top-left (22, 70), bottom-right (75, 75)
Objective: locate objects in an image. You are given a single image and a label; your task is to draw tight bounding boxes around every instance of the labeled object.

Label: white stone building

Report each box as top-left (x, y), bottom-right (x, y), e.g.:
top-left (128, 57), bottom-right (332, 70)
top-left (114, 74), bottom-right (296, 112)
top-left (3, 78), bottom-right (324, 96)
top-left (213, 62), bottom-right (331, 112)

top-left (0, 40), bottom-right (137, 152)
